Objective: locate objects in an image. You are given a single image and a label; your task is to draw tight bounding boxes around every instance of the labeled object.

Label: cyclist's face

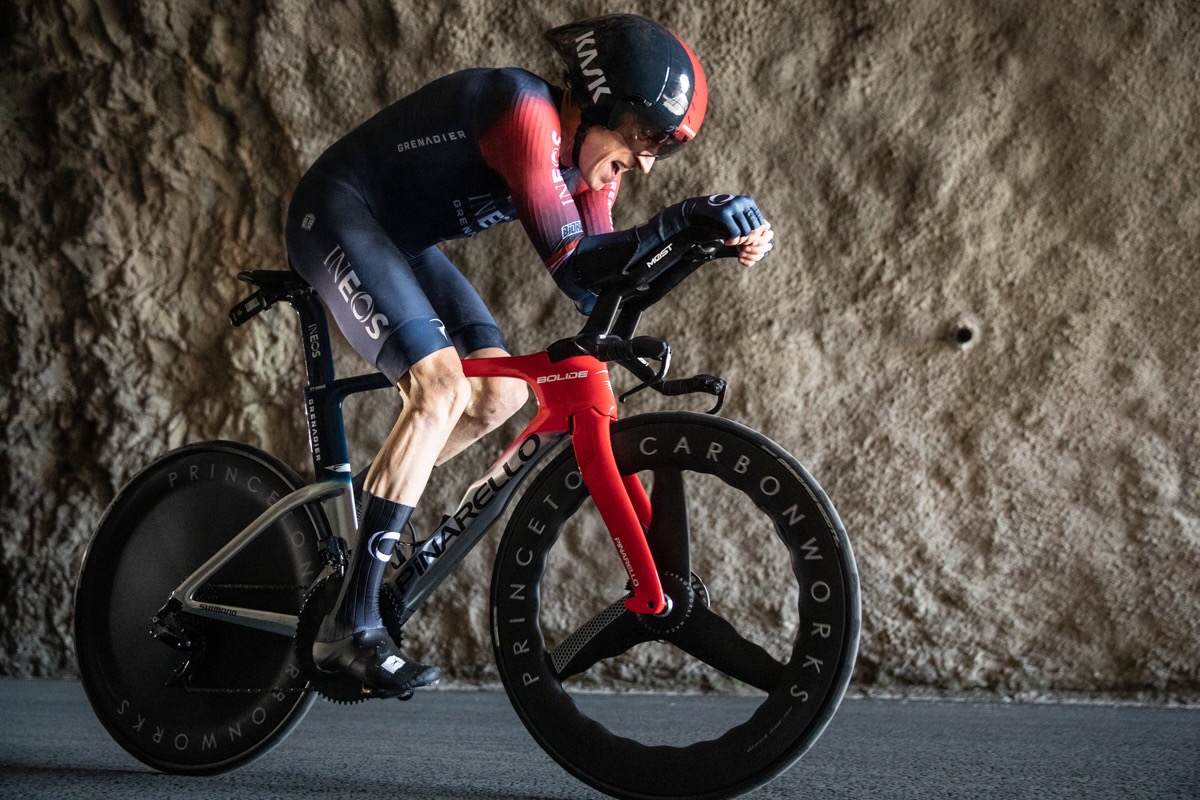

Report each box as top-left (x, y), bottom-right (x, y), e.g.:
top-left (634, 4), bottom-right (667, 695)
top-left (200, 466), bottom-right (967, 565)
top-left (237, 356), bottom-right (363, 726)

top-left (578, 126), bottom-right (655, 191)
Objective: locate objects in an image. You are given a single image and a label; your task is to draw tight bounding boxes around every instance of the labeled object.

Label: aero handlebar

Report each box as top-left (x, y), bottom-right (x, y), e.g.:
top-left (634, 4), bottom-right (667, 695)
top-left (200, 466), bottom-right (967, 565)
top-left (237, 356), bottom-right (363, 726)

top-left (578, 225), bottom-right (739, 341)
top-left (548, 225), bottom-right (738, 414)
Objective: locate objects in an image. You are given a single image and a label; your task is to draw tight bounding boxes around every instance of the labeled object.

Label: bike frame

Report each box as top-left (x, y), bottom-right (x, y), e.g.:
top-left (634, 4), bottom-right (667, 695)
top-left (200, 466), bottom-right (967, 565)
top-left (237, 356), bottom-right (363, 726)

top-left (166, 288), bottom-right (667, 638)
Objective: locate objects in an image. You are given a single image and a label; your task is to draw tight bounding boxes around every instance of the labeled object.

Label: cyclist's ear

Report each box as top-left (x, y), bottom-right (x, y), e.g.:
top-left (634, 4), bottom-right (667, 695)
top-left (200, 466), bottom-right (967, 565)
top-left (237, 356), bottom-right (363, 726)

top-left (636, 154), bottom-right (654, 174)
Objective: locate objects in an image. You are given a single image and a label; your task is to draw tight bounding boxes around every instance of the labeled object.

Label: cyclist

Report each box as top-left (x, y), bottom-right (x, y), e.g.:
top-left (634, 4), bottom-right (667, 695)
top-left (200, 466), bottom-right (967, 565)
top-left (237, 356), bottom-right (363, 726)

top-left (285, 13), bottom-right (774, 697)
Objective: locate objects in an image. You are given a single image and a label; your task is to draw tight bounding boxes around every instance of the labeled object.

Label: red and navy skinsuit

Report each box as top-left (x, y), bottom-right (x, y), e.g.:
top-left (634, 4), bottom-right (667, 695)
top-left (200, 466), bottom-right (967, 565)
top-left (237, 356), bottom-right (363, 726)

top-left (286, 67), bottom-right (686, 382)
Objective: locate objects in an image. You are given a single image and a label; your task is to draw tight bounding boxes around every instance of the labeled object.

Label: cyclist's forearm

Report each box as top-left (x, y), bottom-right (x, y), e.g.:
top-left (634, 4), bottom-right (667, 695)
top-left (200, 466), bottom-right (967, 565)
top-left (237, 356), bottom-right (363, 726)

top-left (551, 202), bottom-right (692, 311)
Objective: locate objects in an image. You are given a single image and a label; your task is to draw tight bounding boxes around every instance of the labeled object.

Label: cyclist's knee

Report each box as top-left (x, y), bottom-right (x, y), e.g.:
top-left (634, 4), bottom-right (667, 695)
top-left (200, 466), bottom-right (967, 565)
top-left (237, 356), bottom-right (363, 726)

top-left (472, 377), bottom-right (528, 430)
top-left (405, 349), bottom-right (472, 429)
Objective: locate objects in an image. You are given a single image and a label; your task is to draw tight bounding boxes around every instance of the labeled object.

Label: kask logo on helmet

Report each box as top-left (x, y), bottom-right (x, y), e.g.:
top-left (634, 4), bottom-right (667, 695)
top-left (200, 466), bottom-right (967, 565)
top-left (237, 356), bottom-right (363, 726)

top-left (572, 31), bottom-right (611, 103)
top-left (545, 14), bottom-right (707, 156)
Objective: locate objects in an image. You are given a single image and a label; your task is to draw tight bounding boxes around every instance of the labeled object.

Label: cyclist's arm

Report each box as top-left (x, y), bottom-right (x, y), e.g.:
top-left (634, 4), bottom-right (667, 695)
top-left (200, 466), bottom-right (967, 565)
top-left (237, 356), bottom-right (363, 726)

top-left (478, 79), bottom-right (767, 312)
top-left (574, 175), bottom-right (620, 236)
top-left (477, 86), bottom-right (598, 306)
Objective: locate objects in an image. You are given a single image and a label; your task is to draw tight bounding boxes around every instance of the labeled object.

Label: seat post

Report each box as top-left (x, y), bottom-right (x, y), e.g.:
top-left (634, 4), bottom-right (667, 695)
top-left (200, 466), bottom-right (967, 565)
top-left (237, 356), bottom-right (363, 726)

top-left (288, 290), bottom-right (337, 388)
top-left (285, 289), bottom-right (390, 523)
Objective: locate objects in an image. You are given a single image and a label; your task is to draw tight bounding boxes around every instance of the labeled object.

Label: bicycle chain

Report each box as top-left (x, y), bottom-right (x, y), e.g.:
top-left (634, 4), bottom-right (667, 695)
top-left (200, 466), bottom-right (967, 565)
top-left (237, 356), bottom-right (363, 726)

top-left (174, 575), bottom-right (412, 701)
top-left (174, 583), bottom-right (313, 697)
top-left (181, 684), bottom-right (308, 695)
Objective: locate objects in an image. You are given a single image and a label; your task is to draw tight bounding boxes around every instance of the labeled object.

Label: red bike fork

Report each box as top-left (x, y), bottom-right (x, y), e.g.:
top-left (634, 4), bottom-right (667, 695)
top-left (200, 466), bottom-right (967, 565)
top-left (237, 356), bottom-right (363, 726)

top-left (570, 408), bottom-right (665, 614)
top-left (462, 353), bottom-right (666, 615)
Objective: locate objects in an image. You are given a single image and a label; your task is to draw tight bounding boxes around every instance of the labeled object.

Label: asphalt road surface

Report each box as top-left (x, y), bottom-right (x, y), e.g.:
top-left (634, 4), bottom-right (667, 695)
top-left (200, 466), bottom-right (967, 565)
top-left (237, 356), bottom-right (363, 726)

top-left (0, 679), bottom-right (1195, 799)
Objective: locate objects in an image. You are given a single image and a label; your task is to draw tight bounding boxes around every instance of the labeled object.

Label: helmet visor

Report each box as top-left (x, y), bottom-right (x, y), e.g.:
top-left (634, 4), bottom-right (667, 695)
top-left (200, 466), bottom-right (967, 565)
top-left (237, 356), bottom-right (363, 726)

top-left (610, 106), bottom-right (691, 160)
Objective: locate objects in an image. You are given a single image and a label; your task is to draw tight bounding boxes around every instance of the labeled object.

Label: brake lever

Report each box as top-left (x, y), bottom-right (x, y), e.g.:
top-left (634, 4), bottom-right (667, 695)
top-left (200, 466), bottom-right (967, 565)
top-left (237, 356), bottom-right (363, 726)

top-left (616, 350), bottom-right (672, 404)
top-left (658, 374), bottom-right (728, 415)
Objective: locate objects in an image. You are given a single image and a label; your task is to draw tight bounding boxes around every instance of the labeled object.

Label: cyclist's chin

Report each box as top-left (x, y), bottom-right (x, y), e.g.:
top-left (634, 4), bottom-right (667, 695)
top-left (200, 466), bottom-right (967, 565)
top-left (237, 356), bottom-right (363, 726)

top-left (583, 171), bottom-right (614, 192)
top-left (579, 158), bottom-right (622, 192)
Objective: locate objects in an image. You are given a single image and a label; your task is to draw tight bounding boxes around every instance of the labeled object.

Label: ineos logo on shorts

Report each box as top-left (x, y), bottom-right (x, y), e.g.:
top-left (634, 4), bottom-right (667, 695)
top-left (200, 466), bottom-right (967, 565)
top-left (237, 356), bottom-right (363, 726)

top-left (323, 245), bottom-right (390, 340)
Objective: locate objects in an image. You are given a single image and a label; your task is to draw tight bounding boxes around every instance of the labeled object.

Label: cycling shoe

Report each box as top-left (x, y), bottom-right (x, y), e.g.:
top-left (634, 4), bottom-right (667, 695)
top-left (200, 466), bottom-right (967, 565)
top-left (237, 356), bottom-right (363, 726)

top-left (313, 627), bottom-right (441, 698)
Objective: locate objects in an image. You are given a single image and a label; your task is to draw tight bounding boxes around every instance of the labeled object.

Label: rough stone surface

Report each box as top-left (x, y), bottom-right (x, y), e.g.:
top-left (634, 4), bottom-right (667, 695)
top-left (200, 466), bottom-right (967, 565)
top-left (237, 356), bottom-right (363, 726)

top-left (1, 1), bottom-right (1197, 698)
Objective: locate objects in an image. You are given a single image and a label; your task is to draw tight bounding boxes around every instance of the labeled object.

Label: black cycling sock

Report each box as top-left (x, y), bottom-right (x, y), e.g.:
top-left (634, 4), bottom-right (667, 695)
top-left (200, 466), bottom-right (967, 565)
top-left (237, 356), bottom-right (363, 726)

top-left (320, 492), bottom-right (413, 642)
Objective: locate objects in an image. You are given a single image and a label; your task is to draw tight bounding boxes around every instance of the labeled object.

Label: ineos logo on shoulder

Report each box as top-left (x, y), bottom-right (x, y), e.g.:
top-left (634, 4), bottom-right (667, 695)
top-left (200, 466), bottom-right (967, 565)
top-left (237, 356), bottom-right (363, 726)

top-left (708, 194), bottom-right (734, 206)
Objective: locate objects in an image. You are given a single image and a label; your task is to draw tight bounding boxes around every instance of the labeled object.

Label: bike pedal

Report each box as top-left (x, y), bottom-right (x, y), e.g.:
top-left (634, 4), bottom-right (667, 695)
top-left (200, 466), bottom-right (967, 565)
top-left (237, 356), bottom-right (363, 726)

top-left (359, 685), bottom-right (415, 701)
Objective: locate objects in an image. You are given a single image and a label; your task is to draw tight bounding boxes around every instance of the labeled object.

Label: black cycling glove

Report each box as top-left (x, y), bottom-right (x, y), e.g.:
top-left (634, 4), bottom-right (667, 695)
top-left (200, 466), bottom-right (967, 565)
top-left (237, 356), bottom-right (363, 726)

top-left (677, 194), bottom-right (766, 239)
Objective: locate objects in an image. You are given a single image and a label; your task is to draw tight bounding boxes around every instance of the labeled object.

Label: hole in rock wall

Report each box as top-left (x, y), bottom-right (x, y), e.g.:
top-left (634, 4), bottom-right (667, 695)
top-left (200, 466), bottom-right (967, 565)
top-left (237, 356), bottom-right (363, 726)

top-left (948, 314), bottom-right (981, 352)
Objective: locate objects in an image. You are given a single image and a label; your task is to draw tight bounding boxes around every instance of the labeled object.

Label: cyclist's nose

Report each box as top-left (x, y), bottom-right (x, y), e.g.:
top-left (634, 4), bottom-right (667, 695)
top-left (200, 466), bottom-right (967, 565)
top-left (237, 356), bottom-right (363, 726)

top-left (636, 154), bottom-right (654, 174)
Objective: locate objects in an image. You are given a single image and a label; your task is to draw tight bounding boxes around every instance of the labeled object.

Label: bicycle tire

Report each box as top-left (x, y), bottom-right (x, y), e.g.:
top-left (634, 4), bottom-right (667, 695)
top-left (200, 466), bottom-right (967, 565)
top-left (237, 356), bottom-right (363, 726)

top-left (491, 412), bottom-right (860, 800)
top-left (74, 441), bottom-right (325, 774)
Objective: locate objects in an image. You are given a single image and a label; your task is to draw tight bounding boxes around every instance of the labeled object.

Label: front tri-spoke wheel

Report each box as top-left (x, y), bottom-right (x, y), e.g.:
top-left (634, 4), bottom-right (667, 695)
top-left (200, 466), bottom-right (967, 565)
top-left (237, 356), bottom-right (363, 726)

top-left (491, 412), bottom-right (860, 800)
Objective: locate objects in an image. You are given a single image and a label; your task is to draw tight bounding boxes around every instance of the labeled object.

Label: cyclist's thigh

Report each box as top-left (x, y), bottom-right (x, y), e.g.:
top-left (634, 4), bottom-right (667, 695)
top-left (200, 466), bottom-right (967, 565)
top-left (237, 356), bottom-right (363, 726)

top-left (408, 246), bottom-right (508, 358)
top-left (286, 176), bottom-right (453, 383)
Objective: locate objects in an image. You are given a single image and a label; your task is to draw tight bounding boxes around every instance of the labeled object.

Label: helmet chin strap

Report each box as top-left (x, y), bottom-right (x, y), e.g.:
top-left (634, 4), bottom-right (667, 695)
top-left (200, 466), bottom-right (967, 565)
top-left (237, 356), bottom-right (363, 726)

top-left (572, 119), bottom-right (593, 168)
top-left (561, 84), bottom-right (594, 169)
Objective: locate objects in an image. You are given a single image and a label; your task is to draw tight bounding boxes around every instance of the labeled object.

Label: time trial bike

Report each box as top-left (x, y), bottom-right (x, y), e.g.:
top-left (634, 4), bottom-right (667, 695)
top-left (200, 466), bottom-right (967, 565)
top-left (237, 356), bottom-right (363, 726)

top-left (74, 224), bottom-right (860, 799)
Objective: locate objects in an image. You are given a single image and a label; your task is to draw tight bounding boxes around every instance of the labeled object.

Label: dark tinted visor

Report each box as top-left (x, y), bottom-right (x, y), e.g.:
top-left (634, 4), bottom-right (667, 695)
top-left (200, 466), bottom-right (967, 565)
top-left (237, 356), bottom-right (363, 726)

top-left (610, 106), bottom-right (690, 160)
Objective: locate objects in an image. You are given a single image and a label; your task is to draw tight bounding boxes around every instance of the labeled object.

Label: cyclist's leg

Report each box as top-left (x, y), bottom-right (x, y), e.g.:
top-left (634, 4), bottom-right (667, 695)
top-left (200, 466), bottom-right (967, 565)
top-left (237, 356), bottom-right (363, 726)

top-left (364, 346), bottom-right (473, 503)
top-left (287, 183), bottom-right (492, 489)
top-left (287, 179), bottom-right (463, 694)
top-left (436, 346), bottom-right (528, 465)
top-left (402, 246), bottom-right (528, 466)
top-left (307, 346), bottom-right (464, 696)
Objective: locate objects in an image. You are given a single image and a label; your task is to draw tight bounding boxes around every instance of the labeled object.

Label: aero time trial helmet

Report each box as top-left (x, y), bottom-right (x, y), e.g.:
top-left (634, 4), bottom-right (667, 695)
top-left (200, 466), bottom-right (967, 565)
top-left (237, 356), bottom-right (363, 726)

top-left (544, 14), bottom-right (708, 159)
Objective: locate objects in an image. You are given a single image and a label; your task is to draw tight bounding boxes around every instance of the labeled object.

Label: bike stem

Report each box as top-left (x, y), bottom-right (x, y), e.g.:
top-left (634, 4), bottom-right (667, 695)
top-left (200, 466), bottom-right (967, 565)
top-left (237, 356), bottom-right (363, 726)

top-left (462, 352), bottom-right (667, 616)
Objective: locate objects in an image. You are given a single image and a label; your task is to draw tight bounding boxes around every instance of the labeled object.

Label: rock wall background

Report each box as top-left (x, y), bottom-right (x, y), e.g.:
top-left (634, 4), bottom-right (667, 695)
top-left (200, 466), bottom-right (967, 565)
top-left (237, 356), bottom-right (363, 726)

top-left (1, 0), bottom-right (1197, 699)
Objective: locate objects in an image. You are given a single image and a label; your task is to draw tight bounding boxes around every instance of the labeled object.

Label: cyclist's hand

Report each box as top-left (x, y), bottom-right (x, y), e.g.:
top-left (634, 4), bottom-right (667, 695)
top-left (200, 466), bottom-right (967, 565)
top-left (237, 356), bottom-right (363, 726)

top-left (683, 194), bottom-right (767, 240)
top-left (726, 221), bottom-right (774, 268)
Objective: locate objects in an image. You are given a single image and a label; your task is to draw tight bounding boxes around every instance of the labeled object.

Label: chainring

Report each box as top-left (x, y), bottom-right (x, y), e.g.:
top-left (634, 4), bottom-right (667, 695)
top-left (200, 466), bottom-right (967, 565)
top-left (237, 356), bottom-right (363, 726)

top-left (380, 577), bottom-right (407, 646)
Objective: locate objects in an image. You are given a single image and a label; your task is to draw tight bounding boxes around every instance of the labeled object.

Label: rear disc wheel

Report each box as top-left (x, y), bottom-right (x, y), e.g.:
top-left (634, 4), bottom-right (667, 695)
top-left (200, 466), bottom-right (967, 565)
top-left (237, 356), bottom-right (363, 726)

top-left (74, 442), bottom-right (324, 774)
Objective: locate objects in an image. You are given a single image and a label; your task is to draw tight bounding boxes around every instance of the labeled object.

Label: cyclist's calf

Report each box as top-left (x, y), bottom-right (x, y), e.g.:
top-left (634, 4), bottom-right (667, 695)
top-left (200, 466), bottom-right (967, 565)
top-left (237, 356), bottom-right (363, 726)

top-left (366, 348), bottom-right (475, 502)
top-left (366, 348), bottom-right (527, 502)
